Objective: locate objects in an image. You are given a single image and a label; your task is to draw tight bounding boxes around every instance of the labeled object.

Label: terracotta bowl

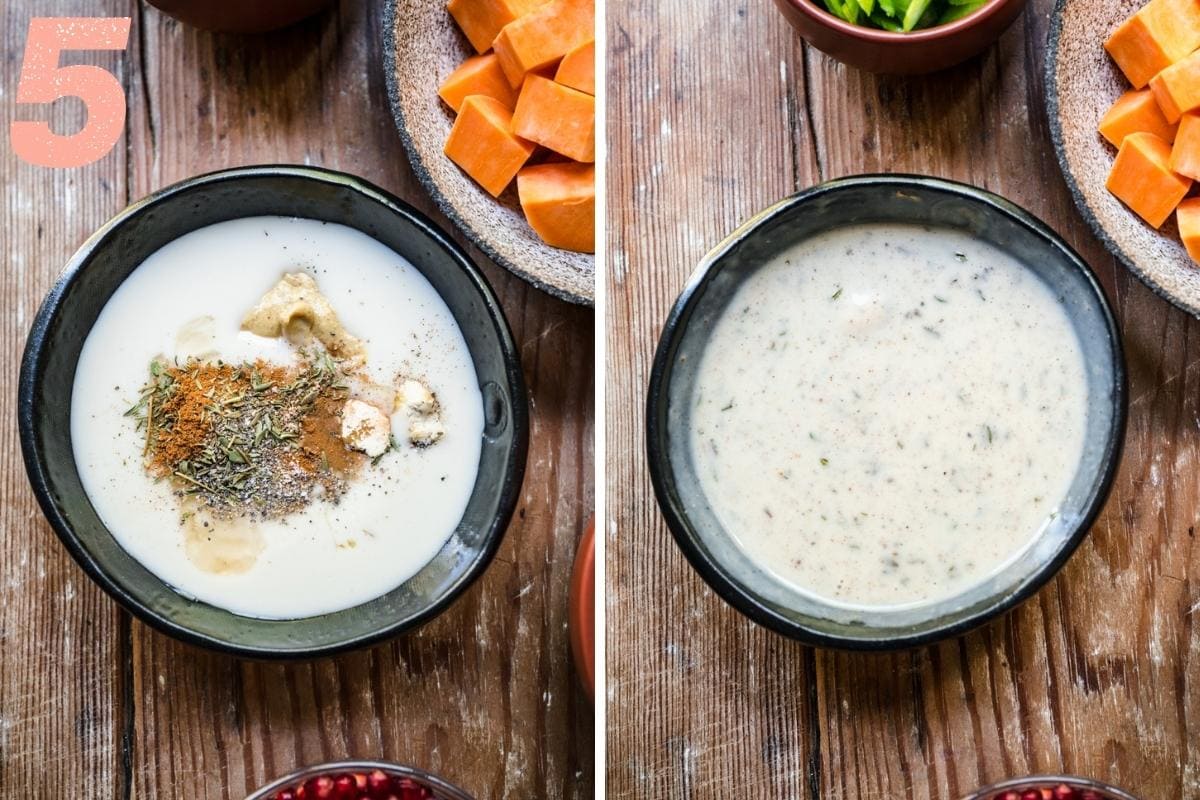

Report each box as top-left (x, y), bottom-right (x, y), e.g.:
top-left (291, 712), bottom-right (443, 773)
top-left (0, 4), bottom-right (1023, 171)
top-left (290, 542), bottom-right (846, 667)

top-left (144, 0), bottom-right (336, 33)
top-left (772, 0), bottom-right (1027, 74)
top-left (383, 0), bottom-right (595, 306)
top-left (1046, 0), bottom-right (1200, 317)
top-left (569, 517), bottom-right (595, 699)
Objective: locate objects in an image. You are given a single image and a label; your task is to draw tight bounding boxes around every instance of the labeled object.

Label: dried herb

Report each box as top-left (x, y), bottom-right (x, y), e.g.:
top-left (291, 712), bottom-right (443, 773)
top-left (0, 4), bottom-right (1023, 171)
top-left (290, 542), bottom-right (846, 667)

top-left (127, 351), bottom-right (366, 519)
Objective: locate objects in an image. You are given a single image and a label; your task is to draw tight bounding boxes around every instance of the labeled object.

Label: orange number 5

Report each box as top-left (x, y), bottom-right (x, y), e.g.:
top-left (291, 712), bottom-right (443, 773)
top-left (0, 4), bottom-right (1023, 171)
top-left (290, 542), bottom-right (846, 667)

top-left (11, 17), bottom-right (132, 169)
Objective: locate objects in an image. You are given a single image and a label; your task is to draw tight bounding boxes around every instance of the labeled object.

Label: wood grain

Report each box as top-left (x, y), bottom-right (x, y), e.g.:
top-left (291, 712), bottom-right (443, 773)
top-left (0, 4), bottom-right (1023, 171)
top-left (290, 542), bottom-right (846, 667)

top-left (606, 1), bottom-right (1200, 798)
top-left (1, 2), bottom-right (593, 798)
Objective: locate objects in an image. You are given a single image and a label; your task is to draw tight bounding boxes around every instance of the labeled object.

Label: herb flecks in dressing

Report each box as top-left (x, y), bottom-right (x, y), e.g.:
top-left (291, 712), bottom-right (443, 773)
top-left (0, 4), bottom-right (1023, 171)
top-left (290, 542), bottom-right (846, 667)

top-left (689, 224), bottom-right (1088, 608)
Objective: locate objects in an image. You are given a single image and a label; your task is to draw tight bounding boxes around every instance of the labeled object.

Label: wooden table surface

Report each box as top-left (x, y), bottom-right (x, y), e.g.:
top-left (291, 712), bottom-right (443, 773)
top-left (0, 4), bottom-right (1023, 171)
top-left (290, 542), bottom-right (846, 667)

top-left (0, 2), bottom-right (594, 798)
top-left (607, 1), bottom-right (1200, 798)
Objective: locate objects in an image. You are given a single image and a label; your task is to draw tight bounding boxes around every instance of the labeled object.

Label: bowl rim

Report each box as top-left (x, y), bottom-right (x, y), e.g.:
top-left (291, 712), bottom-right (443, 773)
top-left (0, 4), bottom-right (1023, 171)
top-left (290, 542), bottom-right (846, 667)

top-left (380, 0), bottom-right (595, 307)
top-left (1043, 0), bottom-right (1200, 320)
top-left (17, 164), bottom-right (530, 660)
top-left (645, 174), bottom-right (1127, 651)
top-left (243, 759), bottom-right (477, 800)
top-left (777, 0), bottom-right (1021, 43)
top-left (960, 774), bottom-right (1140, 800)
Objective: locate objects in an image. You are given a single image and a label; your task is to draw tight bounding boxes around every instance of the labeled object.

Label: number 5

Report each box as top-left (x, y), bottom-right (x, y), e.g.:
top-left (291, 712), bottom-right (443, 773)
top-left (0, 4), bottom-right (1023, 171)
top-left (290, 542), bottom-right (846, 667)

top-left (11, 17), bottom-right (132, 169)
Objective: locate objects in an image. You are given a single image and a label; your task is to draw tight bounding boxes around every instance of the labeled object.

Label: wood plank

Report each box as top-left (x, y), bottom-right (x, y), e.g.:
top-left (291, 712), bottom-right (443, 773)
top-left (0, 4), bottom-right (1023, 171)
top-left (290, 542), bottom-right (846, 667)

top-left (607, 0), bottom-right (1200, 797)
top-left (605, 1), bottom-right (821, 797)
top-left (0, 2), bottom-right (130, 797)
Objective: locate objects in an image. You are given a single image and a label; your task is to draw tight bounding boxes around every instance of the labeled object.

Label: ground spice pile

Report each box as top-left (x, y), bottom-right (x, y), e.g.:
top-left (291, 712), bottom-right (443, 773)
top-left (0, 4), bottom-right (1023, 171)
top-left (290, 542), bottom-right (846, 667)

top-left (126, 352), bottom-right (366, 519)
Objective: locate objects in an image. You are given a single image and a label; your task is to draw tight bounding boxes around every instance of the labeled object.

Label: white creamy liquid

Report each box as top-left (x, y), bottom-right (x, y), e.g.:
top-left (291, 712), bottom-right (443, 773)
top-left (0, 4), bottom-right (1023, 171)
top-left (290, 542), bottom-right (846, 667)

top-left (71, 216), bottom-right (484, 619)
top-left (689, 224), bottom-right (1089, 608)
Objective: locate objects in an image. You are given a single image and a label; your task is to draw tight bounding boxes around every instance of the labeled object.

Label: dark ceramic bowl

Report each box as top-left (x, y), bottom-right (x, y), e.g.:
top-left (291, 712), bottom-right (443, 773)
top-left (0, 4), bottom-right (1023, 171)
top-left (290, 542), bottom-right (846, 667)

top-left (961, 775), bottom-right (1139, 800)
top-left (773, 0), bottom-right (1027, 74)
top-left (19, 165), bottom-right (528, 659)
top-left (647, 175), bottom-right (1126, 650)
top-left (245, 760), bottom-right (476, 800)
top-left (145, 0), bottom-right (337, 33)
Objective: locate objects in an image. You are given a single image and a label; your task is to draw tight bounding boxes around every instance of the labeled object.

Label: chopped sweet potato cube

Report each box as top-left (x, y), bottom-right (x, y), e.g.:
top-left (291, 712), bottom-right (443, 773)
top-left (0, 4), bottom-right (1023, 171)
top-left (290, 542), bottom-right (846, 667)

top-left (447, 0), bottom-right (547, 54)
top-left (518, 162), bottom-right (595, 252)
top-left (444, 95), bottom-right (535, 197)
top-left (1106, 132), bottom-right (1193, 228)
top-left (1171, 112), bottom-right (1200, 180)
top-left (1105, 0), bottom-right (1200, 89)
top-left (511, 74), bottom-right (595, 162)
top-left (1150, 49), bottom-right (1200, 123)
top-left (1099, 89), bottom-right (1178, 148)
top-left (1177, 198), bottom-right (1200, 263)
top-left (555, 39), bottom-right (595, 95)
top-left (492, 0), bottom-right (594, 87)
top-left (439, 54), bottom-right (518, 112)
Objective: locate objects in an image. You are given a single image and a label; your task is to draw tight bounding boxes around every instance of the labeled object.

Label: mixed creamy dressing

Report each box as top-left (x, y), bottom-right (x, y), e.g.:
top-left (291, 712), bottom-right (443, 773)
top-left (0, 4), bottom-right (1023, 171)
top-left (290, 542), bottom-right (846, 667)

top-left (689, 224), bottom-right (1089, 608)
top-left (71, 216), bottom-right (484, 619)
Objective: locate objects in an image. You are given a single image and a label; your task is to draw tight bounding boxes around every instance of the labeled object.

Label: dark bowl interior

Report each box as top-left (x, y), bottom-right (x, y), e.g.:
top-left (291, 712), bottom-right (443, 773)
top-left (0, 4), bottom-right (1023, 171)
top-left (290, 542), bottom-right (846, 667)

top-left (647, 175), bottom-right (1126, 650)
top-left (18, 166), bottom-right (528, 659)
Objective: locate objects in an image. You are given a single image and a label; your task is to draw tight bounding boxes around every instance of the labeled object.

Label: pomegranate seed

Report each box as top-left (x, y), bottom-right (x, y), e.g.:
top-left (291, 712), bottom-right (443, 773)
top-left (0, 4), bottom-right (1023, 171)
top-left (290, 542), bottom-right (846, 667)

top-left (303, 776), bottom-right (337, 800)
top-left (1053, 786), bottom-right (1076, 800)
top-left (329, 774), bottom-right (360, 800)
top-left (366, 770), bottom-right (394, 799)
top-left (274, 791), bottom-right (297, 800)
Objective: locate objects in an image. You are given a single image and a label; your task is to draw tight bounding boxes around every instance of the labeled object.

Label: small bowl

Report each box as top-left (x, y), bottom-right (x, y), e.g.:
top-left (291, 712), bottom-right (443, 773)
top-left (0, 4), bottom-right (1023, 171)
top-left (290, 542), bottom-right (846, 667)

top-left (245, 760), bottom-right (476, 800)
top-left (144, 0), bottom-right (336, 33)
top-left (19, 165), bottom-right (528, 659)
top-left (961, 775), bottom-right (1139, 800)
top-left (1045, 0), bottom-right (1200, 318)
top-left (383, 0), bottom-right (595, 305)
top-left (569, 516), bottom-right (595, 699)
top-left (647, 175), bottom-right (1126, 650)
top-left (773, 0), bottom-right (1027, 74)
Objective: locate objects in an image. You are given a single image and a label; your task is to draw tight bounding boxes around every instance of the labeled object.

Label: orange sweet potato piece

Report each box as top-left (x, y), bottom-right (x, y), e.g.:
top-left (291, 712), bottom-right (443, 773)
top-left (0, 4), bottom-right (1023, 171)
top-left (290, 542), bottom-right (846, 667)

top-left (1099, 89), bottom-right (1178, 148)
top-left (1171, 112), bottom-right (1200, 179)
top-left (518, 162), bottom-right (595, 252)
top-left (444, 95), bottom-right (535, 197)
top-left (1151, 49), bottom-right (1200, 123)
top-left (492, 0), bottom-right (594, 87)
top-left (447, 0), bottom-right (546, 54)
top-left (555, 39), bottom-right (595, 95)
top-left (439, 54), bottom-right (518, 112)
top-left (1105, 0), bottom-right (1200, 89)
top-left (511, 74), bottom-right (595, 162)
top-left (1177, 198), bottom-right (1200, 263)
top-left (1106, 132), bottom-right (1193, 228)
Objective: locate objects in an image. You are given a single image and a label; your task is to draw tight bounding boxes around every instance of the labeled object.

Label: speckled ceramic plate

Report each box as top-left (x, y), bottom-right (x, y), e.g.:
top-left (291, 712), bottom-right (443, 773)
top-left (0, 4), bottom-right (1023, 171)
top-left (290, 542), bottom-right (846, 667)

top-left (1046, 0), bottom-right (1200, 317)
top-left (383, 0), bottom-right (595, 306)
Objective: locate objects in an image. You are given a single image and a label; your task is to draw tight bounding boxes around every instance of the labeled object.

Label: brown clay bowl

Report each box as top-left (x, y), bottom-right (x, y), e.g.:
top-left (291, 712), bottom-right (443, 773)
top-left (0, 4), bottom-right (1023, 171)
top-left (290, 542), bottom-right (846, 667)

top-left (144, 0), bottom-right (336, 33)
top-left (383, 0), bottom-right (595, 305)
top-left (772, 0), bottom-right (1027, 74)
top-left (1046, 0), bottom-right (1200, 317)
top-left (569, 517), bottom-right (595, 699)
